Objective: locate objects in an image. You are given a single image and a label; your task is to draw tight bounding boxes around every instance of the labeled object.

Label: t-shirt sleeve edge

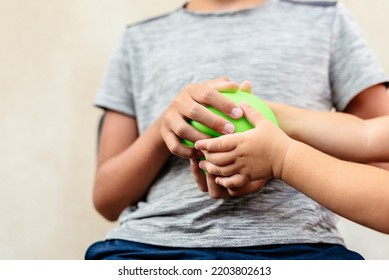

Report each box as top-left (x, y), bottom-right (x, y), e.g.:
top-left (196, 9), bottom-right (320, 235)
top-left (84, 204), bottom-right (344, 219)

top-left (94, 96), bottom-right (136, 118)
top-left (336, 77), bottom-right (389, 112)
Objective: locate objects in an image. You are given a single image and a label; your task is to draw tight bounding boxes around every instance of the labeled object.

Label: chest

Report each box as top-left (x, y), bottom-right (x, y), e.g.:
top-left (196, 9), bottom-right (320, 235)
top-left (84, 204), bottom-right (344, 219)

top-left (131, 15), bottom-right (334, 130)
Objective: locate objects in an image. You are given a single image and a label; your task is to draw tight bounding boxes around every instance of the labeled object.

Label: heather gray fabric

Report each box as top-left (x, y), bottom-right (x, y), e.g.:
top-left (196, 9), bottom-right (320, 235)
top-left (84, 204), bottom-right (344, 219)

top-left (94, 0), bottom-right (388, 248)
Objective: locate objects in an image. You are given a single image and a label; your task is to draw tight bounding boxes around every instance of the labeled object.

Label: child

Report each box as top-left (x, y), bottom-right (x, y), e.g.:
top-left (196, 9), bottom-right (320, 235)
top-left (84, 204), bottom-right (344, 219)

top-left (86, 0), bottom-right (389, 259)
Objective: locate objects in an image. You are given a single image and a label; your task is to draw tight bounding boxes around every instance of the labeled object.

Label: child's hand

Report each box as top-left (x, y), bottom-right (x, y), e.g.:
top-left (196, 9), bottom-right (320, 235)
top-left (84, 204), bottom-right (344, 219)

top-left (160, 77), bottom-right (244, 159)
top-left (195, 102), bottom-right (293, 189)
top-left (185, 81), bottom-right (269, 198)
top-left (190, 156), bottom-right (267, 198)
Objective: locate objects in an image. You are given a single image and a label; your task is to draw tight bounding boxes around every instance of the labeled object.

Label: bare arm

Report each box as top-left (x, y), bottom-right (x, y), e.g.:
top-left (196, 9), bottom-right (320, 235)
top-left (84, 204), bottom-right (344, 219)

top-left (94, 110), bottom-right (170, 221)
top-left (343, 84), bottom-right (389, 170)
top-left (270, 84), bottom-right (389, 162)
top-left (281, 138), bottom-right (389, 234)
top-left (196, 103), bottom-right (389, 233)
top-left (270, 104), bottom-right (389, 163)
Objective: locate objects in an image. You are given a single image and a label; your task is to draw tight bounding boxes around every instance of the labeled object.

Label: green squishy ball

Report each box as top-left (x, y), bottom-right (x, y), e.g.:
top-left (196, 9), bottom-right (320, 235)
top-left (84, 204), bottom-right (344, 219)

top-left (182, 91), bottom-right (279, 146)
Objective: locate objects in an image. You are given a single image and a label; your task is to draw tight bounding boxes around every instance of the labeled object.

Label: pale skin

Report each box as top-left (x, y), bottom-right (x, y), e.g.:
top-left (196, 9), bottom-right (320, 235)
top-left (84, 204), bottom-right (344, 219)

top-left (195, 98), bottom-right (389, 234)
top-left (161, 77), bottom-right (269, 199)
top-left (191, 83), bottom-right (389, 195)
top-left (270, 102), bottom-right (389, 163)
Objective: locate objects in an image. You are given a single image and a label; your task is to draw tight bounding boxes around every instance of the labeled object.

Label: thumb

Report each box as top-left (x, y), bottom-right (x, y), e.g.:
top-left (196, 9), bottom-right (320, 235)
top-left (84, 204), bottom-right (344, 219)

top-left (238, 80), bottom-right (252, 94)
top-left (205, 77), bottom-right (240, 93)
top-left (240, 101), bottom-right (265, 127)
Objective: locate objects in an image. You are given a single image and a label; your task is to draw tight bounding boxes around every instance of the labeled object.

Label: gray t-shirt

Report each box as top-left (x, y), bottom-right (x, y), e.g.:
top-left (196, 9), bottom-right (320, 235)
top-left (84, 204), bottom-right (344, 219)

top-left (94, 0), bottom-right (388, 248)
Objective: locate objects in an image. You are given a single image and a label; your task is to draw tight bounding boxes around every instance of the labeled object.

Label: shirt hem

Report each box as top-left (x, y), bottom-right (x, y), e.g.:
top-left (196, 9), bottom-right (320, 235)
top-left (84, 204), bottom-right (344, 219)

top-left (104, 233), bottom-right (345, 249)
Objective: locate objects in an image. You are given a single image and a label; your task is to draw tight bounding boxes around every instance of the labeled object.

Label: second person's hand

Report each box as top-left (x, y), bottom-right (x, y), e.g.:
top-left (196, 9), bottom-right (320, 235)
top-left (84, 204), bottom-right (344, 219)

top-left (195, 101), bottom-right (293, 190)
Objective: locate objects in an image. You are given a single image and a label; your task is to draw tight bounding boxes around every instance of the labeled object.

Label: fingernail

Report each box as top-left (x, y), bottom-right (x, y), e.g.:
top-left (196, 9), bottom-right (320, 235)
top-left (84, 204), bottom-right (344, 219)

top-left (224, 122), bottom-right (235, 134)
top-left (189, 158), bottom-right (195, 165)
top-left (194, 141), bottom-right (201, 150)
top-left (231, 107), bottom-right (242, 118)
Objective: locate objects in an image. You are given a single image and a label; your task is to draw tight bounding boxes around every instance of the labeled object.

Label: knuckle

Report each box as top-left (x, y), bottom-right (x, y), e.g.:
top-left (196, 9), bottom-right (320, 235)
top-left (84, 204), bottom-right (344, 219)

top-left (208, 116), bottom-right (223, 132)
top-left (184, 83), bottom-right (196, 92)
top-left (174, 124), bottom-right (186, 137)
top-left (201, 88), bottom-right (214, 103)
top-left (216, 140), bottom-right (225, 151)
top-left (218, 76), bottom-right (230, 81)
top-left (163, 113), bottom-right (174, 126)
top-left (221, 97), bottom-right (234, 110)
top-left (170, 99), bottom-right (180, 109)
top-left (219, 168), bottom-right (230, 177)
top-left (221, 165), bottom-right (234, 176)
top-left (187, 104), bottom-right (200, 119)
top-left (228, 189), bottom-right (242, 197)
top-left (207, 165), bottom-right (218, 175)
top-left (169, 143), bottom-right (181, 155)
top-left (185, 83), bottom-right (200, 97)
top-left (222, 180), bottom-right (233, 188)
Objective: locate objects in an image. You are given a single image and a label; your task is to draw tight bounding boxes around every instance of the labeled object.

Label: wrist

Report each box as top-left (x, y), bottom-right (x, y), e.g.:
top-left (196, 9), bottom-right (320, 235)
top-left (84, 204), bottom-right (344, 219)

top-left (271, 137), bottom-right (295, 180)
top-left (267, 102), bottom-right (299, 139)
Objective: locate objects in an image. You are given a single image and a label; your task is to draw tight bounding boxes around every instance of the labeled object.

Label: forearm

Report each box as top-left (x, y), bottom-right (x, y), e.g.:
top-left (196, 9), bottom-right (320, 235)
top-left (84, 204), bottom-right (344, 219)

top-left (270, 103), bottom-right (389, 162)
top-left (279, 140), bottom-right (389, 233)
top-left (94, 116), bottom-right (171, 221)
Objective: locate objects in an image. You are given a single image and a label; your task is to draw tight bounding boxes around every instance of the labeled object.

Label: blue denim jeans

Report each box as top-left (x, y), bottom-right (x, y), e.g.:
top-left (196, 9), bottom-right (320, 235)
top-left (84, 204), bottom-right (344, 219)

top-left (85, 239), bottom-right (364, 260)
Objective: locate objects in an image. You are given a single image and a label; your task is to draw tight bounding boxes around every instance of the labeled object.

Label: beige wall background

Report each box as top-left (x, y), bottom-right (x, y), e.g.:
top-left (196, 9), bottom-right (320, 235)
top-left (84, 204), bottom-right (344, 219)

top-left (0, 0), bottom-right (388, 260)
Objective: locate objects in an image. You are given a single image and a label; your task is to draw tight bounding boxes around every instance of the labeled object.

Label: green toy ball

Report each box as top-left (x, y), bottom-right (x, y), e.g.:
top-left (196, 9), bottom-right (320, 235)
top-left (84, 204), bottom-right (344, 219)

top-left (182, 91), bottom-right (279, 146)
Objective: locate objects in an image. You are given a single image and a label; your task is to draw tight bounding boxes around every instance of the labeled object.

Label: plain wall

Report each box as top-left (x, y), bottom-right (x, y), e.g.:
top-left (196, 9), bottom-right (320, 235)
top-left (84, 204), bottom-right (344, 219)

top-left (0, 0), bottom-right (388, 259)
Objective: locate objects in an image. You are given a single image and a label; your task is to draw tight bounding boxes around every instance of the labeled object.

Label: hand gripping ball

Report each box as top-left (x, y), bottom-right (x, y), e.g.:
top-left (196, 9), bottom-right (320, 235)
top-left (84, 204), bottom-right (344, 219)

top-left (182, 91), bottom-right (279, 146)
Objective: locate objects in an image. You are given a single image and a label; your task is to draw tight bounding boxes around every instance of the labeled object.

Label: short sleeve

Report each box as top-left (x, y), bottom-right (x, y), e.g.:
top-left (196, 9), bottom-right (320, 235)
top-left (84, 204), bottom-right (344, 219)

top-left (330, 3), bottom-right (389, 111)
top-left (94, 28), bottom-right (136, 117)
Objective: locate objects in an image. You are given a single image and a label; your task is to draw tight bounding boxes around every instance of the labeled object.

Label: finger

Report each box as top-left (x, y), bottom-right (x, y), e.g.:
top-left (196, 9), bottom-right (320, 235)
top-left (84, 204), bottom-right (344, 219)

top-left (161, 106), bottom-right (209, 147)
top-left (215, 174), bottom-right (249, 189)
top-left (206, 173), bottom-right (230, 199)
top-left (201, 151), bottom-right (236, 166)
top-left (163, 130), bottom-right (197, 158)
top-left (240, 101), bottom-right (265, 127)
top-left (190, 158), bottom-right (208, 192)
top-left (205, 77), bottom-right (240, 93)
top-left (189, 84), bottom-right (243, 120)
top-left (228, 186), bottom-right (252, 197)
top-left (185, 101), bottom-right (237, 135)
top-left (166, 111), bottom-right (211, 144)
top-left (199, 160), bottom-right (236, 177)
top-left (239, 80), bottom-right (252, 93)
top-left (227, 180), bottom-right (267, 197)
top-left (195, 134), bottom-right (237, 152)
